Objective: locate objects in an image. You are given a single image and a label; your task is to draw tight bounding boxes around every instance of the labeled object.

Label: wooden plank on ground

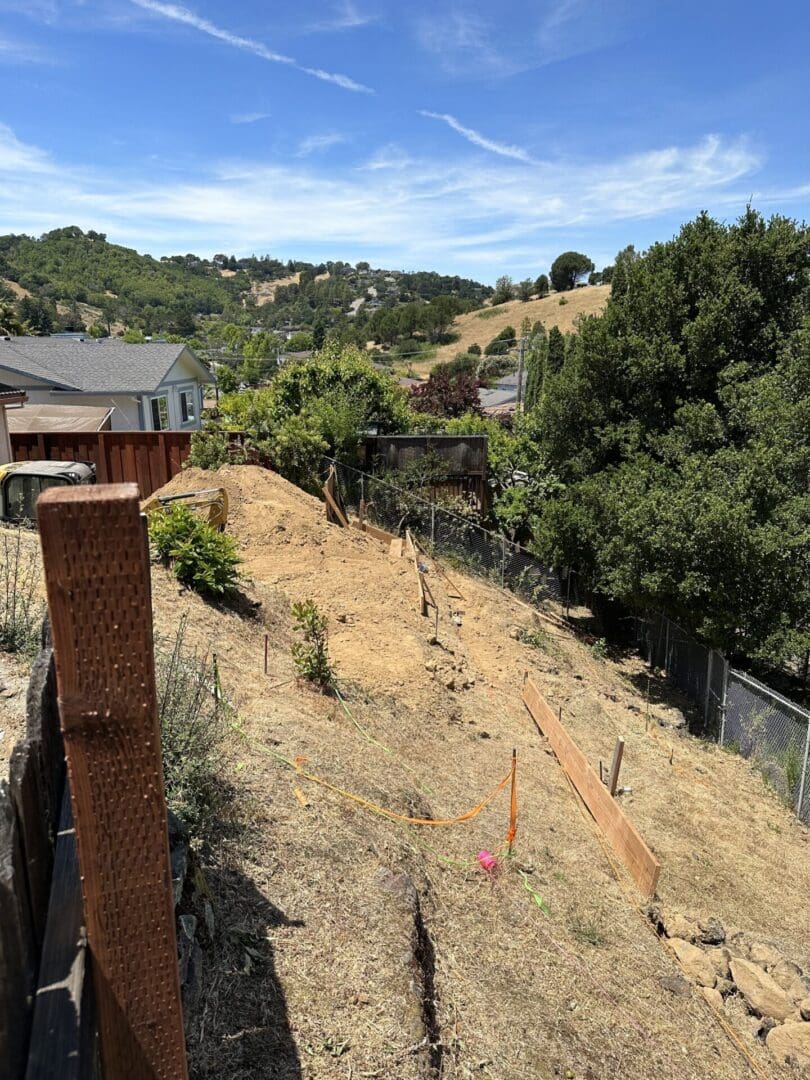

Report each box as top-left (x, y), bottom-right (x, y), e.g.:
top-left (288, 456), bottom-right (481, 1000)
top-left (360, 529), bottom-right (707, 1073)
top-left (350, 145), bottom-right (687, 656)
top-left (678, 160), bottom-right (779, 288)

top-left (388, 537), bottom-right (404, 560)
top-left (25, 788), bottom-right (96, 1080)
top-left (38, 484), bottom-right (188, 1080)
top-left (522, 677), bottom-right (661, 897)
top-left (351, 520), bottom-right (398, 545)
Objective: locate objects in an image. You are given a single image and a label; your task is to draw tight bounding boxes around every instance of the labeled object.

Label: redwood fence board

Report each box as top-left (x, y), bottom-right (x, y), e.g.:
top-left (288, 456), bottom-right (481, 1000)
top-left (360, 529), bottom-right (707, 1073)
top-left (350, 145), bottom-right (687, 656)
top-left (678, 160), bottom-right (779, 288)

top-left (38, 484), bottom-right (188, 1079)
top-left (523, 677), bottom-right (661, 897)
top-left (10, 432), bottom-right (192, 498)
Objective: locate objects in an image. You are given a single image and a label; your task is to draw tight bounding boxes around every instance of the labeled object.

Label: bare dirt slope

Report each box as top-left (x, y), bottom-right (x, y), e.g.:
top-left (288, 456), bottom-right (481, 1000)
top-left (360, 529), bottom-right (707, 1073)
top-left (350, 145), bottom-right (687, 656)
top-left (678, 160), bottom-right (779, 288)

top-left (152, 466), bottom-right (810, 1079)
top-left (411, 285), bottom-right (611, 376)
top-left (250, 272), bottom-right (330, 307)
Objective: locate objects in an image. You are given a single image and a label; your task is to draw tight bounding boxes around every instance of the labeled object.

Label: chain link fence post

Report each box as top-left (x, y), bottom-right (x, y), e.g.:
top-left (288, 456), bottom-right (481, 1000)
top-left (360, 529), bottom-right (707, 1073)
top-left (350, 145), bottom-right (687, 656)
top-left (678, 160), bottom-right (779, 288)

top-left (718, 657), bottom-right (729, 747)
top-left (704, 650), bottom-right (713, 727)
top-left (795, 719), bottom-right (810, 816)
top-left (500, 536), bottom-right (506, 588)
top-left (431, 504), bottom-right (435, 549)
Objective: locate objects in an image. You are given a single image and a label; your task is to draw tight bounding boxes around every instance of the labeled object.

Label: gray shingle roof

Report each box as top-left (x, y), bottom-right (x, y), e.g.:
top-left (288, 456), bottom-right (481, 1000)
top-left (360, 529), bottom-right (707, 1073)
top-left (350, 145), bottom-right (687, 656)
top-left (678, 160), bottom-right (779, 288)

top-left (0, 338), bottom-right (212, 393)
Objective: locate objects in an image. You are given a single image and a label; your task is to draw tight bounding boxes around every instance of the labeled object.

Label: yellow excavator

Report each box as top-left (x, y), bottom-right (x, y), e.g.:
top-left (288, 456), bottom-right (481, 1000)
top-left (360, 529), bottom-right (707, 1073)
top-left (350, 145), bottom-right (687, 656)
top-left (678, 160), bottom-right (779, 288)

top-left (140, 487), bottom-right (229, 530)
top-left (0, 459), bottom-right (228, 530)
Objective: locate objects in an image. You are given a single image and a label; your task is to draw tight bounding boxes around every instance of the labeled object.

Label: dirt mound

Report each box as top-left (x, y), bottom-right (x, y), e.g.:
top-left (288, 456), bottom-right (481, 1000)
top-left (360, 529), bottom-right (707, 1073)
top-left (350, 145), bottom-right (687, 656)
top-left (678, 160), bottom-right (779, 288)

top-left (132, 465), bottom-right (810, 1076)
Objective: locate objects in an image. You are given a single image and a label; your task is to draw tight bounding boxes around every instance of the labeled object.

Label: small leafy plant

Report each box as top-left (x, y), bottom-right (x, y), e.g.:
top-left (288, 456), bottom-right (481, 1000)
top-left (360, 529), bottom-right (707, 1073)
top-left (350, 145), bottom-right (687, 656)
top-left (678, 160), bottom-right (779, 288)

top-left (590, 637), bottom-right (608, 661)
top-left (291, 600), bottom-right (334, 690)
top-left (149, 503), bottom-right (240, 598)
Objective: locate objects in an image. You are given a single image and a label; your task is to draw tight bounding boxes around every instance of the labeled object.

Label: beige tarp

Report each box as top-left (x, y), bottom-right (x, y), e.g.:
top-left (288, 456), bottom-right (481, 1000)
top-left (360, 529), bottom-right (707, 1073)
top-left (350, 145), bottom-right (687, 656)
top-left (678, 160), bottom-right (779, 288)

top-left (7, 403), bottom-right (114, 433)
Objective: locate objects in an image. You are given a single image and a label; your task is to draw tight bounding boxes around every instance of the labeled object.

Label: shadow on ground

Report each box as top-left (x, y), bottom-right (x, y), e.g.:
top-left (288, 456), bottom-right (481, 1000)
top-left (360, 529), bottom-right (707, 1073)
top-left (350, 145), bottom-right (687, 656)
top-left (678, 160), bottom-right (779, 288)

top-left (187, 861), bottom-right (304, 1080)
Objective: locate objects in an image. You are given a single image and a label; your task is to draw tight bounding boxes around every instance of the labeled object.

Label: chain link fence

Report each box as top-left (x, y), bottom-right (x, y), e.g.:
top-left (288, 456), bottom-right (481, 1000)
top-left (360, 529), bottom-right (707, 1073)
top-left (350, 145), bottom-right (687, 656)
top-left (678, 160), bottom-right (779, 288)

top-left (637, 612), bottom-right (810, 824)
top-left (329, 458), bottom-right (565, 613)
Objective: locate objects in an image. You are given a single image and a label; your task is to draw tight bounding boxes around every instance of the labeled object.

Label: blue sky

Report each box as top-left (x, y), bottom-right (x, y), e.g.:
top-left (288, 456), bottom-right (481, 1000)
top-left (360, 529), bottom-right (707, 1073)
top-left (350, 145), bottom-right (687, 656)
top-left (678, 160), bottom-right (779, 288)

top-left (1, 0), bottom-right (808, 282)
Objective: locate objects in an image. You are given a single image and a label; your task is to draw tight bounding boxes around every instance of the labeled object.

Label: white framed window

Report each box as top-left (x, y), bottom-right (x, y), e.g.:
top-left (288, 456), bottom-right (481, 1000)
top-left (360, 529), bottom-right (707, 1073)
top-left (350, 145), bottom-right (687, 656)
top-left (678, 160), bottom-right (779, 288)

top-left (150, 395), bottom-right (170, 431)
top-left (178, 385), bottom-right (197, 425)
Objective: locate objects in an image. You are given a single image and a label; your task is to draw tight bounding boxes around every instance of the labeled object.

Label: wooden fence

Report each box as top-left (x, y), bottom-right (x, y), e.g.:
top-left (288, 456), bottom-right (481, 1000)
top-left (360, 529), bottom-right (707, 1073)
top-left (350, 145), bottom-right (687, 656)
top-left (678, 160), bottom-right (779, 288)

top-left (1, 485), bottom-right (189, 1078)
top-left (10, 432), bottom-right (193, 499)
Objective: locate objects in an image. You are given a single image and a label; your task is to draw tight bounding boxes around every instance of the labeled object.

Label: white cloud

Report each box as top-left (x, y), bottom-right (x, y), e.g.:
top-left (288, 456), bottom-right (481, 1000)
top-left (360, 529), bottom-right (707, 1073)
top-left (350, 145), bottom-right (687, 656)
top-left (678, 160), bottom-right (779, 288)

top-left (420, 111), bottom-right (533, 162)
top-left (0, 35), bottom-right (55, 63)
top-left (309, 1), bottom-right (377, 32)
top-left (416, 1), bottom-right (637, 79)
top-left (297, 133), bottom-right (347, 156)
top-left (230, 111), bottom-right (271, 125)
top-left (0, 123), bottom-right (776, 280)
top-left (130, 0), bottom-right (373, 93)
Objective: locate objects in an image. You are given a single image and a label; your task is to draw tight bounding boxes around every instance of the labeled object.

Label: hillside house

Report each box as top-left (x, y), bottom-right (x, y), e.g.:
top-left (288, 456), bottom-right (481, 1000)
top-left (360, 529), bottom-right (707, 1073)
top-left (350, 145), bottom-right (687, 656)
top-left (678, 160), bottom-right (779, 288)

top-left (0, 338), bottom-right (213, 431)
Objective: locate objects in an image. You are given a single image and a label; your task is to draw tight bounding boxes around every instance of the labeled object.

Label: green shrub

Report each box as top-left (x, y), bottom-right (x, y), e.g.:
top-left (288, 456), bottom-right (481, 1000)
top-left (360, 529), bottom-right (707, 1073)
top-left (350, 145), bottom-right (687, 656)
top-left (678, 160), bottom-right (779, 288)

top-left (156, 616), bottom-right (229, 835)
top-left (150, 504), bottom-right (240, 597)
top-left (291, 600), bottom-right (334, 689)
top-left (187, 429), bottom-right (238, 470)
top-left (558, 295), bottom-right (567, 306)
top-left (0, 529), bottom-right (44, 657)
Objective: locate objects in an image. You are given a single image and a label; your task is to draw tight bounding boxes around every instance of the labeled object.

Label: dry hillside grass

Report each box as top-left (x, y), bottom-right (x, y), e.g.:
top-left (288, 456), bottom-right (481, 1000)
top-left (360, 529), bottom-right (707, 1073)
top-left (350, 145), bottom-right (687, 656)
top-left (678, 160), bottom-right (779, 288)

top-left (149, 466), bottom-right (808, 1079)
top-left (250, 272), bottom-right (330, 307)
top-left (3, 467), bottom-right (808, 1077)
top-left (411, 284), bottom-right (611, 376)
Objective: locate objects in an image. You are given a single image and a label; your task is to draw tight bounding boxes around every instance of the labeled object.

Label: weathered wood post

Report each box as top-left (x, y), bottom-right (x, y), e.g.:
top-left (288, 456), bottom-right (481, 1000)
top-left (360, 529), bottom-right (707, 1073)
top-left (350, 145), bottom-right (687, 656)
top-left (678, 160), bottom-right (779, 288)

top-left (37, 483), bottom-right (188, 1080)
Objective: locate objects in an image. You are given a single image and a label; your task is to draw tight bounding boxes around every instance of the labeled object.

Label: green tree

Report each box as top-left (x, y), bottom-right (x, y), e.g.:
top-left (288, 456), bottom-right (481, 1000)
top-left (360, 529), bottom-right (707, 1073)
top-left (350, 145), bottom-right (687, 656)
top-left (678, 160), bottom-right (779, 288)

top-left (534, 273), bottom-right (549, 297)
top-left (549, 251), bottom-right (594, 292)
top-left (491, 275), bottom-right (515, 305)
top-left (517, 278), bottom-right (533, 301)
top-left (536, 209), bottom-right (810, 665)
top-left (546, 326), bottom-right (565, 374)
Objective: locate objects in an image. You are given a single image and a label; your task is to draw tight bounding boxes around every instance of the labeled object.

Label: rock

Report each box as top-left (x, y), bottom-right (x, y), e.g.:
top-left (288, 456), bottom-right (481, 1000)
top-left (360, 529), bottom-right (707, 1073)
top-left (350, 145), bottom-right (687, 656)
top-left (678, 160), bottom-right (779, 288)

top-left (708, 947), bottom-right (732, 979)
top-left (730, 958), bottom-right (794, 1021)
top-left (203, 899), bottom-right (216, 940)
top-left (663, 912), bottom-right (700, 942)
top-left (716, 978), bottom-right (735, 998)
top-left (699, 918), bottom-right (726, 946)
top-left (766, 1022), bottom-right (810, 1068)
top-left (771, 959), bottom-right (803, 991)
top-left (799, 999), bottom-right (810, 1022)
top-left (701, 987), bottom-right (724, 1011)
top-left (661, 974), bottom-right (691, 997)
top-left (445, 676), bottom-right (456, 691)
top-left (670, 939), bottom-right (716, 987)
top-left (748, 942), bottom-right (782, 969)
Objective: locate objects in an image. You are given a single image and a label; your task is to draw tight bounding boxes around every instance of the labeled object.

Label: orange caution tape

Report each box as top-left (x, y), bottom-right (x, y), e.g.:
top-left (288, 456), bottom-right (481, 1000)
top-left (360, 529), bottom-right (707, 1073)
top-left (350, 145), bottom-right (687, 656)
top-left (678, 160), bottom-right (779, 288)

top-left (292, 754), bottom-right (514, 828)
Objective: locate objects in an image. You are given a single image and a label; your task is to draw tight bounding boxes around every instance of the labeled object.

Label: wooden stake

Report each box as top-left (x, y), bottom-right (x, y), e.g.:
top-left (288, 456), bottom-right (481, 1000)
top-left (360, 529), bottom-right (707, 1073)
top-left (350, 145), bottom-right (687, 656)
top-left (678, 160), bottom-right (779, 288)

top-left (607, 737), bottom-right (625, 797)
top-left (264, 633), bottom-right (269, 676)
top-left (38, 484), bottom-right (188, 1080)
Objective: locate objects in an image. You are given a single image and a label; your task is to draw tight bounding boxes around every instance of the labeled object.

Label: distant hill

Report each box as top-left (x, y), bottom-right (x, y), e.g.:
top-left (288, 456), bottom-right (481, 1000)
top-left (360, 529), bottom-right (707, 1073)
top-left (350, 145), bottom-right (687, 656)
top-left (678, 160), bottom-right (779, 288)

top-left (0, 227), bottom-right (492, 339)
top-left (410, 284), bottom-right (612, 375)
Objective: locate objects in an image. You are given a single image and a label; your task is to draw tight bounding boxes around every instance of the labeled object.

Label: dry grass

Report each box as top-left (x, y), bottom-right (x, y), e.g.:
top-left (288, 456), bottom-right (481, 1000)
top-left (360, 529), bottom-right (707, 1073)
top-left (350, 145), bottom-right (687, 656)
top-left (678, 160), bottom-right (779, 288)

top-left (3, 473), bottom-right (806, 1077)
top-left (249, 272), bottom-right (330, 308)
top-left (409, 284), bottom-right (611, 376)
top-left (155, 466), bottom-right (808, 1079)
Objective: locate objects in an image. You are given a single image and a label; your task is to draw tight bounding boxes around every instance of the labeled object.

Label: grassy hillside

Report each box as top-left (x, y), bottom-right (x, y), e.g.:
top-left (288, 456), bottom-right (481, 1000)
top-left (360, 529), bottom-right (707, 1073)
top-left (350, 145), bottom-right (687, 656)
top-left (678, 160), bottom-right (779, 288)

top-left (412, 284), bottom-right (611, 374)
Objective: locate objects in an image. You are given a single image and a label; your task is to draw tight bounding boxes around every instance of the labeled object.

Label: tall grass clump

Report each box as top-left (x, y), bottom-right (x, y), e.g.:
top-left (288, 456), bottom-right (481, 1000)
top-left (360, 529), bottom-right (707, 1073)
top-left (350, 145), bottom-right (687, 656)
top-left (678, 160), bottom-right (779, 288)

top-left (0, 528), bottom-right (44, 658)
top-left (156, 615), bottom-right (230, 835)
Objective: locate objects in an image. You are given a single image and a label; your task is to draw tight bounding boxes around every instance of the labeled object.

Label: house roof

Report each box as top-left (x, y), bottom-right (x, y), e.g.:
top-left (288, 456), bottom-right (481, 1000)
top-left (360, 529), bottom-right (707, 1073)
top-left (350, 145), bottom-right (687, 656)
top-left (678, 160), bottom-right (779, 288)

top-left (0, 338), bottom-right (213, 394)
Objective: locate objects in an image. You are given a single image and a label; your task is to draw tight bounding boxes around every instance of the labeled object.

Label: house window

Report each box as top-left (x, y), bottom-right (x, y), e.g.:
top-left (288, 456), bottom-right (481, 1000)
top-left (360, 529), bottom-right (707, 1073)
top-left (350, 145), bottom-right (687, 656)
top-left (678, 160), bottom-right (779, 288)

top-left (150, 395), bottom-right (170, 431)
top-left (178, 386), bottom-right (197, 425)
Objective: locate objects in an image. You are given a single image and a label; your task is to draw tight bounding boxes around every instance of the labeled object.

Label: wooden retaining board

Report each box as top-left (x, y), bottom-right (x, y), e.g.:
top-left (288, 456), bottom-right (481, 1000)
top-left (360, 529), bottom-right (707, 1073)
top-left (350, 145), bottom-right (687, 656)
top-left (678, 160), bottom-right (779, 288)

top-left (522, 677), bottom-right (661, 897)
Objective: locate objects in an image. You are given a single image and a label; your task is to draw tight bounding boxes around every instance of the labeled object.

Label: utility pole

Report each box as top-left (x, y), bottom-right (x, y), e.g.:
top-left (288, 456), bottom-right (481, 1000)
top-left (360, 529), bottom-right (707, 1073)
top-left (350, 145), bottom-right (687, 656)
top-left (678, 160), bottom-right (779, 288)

top-left (516, 336), bottom-right (527, 412)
